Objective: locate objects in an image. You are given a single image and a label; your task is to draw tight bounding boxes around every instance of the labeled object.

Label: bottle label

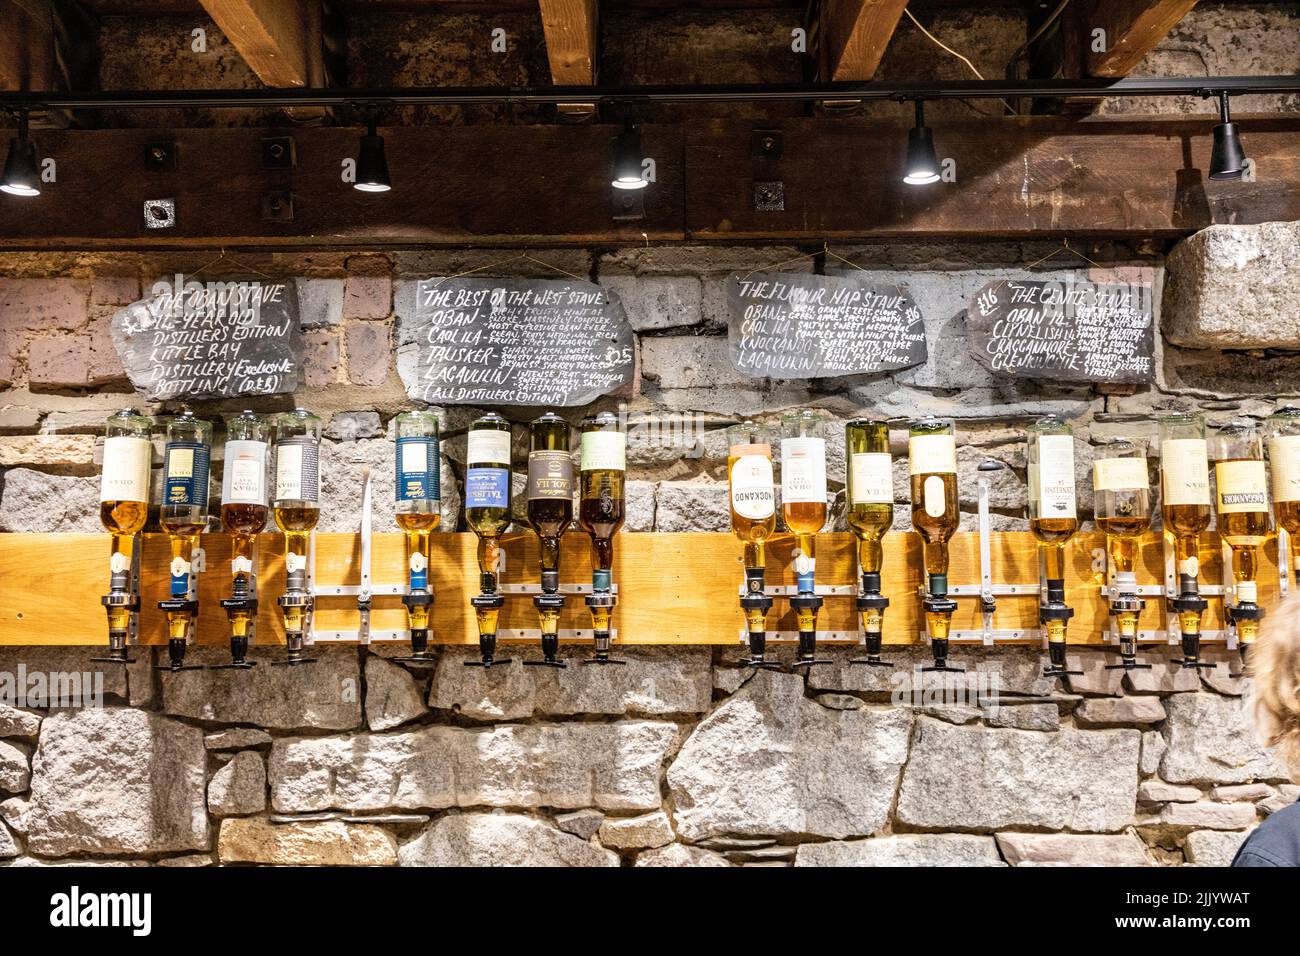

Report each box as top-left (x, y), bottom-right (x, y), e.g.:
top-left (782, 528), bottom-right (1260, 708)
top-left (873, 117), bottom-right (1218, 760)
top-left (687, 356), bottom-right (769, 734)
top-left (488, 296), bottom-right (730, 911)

top-left (909, 434), bottom-right (956, 476)
top-left (275, 438), bottom-right (320, 503)
top-left (781, 437), bottom-right (827, 504)
top-left (170, 555), bottom-right (192, 596)
top-left (1031, 434), bottom-right (1076, 519)
top-left (466, 466), bottom-right (510, 509)
top-left (409, 550), bottom-right (428, 591)
top-left (730, 454), bottom-right (775, 520)
top-left (581, 430), bottom-right (626, 472)
top-left (1269, 435), bottom-right (1300, 503)
top-left (163, 441), bottom-right (210, 508)
top-left (100, 435), bottom-right (152, 504)
top-left (1160, 438), bottom-right (1210, 506)
top-left (467, 428), bottom-right (511, 465)
top-left (396, 436), bottom-right (441, 502)
top-left (1093, 457), bottom-right (1147, 492)
top-left (849, 452), bottom-right (893, 505)
top-left (794, 549), bottom-right (815, 592)
top-left (1215, 459), bottom-right (1268, 513)
top-left (223, 440), bottom-right (267, 506)
top-left (923, 475), bottom-right (947, 518)
top-left (527, 450), bottom-right (573, 500)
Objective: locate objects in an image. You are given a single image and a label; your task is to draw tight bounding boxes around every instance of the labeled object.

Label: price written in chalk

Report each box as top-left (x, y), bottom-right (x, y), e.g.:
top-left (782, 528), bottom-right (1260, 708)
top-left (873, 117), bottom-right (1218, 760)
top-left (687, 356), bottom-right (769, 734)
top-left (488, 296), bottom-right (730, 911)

top-left (726, 272), bottom-right (927, 378)
top-left (110, 275), bottom-right (303, 401)
top-left (967, 277), bottom-right (1155, 384)
top-left (394, 277), bottom-right (635, 407)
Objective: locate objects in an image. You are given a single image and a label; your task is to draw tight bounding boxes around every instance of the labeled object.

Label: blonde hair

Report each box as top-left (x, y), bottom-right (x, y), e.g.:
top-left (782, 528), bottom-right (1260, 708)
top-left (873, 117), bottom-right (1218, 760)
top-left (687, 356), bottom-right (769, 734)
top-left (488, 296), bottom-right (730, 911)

top-left (1249, 592), bottom-right (1300, 781)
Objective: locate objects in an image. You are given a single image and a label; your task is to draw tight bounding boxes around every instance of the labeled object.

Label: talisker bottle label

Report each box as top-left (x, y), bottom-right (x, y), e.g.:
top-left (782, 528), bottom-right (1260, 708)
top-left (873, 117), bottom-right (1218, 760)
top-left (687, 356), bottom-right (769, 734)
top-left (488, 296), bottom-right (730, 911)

top-left (527, 450), bottom-right (574, 500)
top-left (465, 467), bottom-right (509, 509)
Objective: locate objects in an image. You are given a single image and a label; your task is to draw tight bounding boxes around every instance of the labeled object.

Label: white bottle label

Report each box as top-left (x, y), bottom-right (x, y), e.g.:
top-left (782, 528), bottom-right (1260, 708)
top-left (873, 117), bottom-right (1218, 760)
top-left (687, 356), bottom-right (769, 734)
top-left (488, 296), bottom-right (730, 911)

top-left (1215, 459), bottom-right (1268, 514)
top-left (909, 434), bottom-right (956, 475)
top-left (1032, 434), bottom-right (1076, 519)
top-left (401, 441), bottom-right (428, 474)
top-left (1269, 435), bottom-right (1300, 504)
top-left (781, 437), bottom-right (827, 504)
top-left (100, 436), bottom-right (152, 504)
top-left (1160, 438), bottom-right (1210, 506)
top-left (730, 455), bottom-right (775, 520)
top-left (581, 431), bottom-right (626, 472)
top-left (1093, 457), bottom-right (1147, 492)
top-left (923, 475), bottom-right (947, 518)
top-left (222, 440), bottom-right (267, 506)
top-left (849, 453), bottom-right (893, 505)
top-left (467, 429), bottom-right (511, 465)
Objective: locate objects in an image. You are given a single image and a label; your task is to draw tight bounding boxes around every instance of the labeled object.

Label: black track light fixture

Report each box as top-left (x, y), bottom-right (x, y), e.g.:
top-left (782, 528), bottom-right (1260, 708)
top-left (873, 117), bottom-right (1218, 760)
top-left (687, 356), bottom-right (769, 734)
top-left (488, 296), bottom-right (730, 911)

top-left (1, 110), bottom-right (40, 197)
top-left (903, 100), bottom-right (940, 186)
top-left (354, 118), bottom-right (391, 193)
top-left (612, 118), bottom-right (647, 191)
top-left (1209, 90), bottom-right (1247, 181)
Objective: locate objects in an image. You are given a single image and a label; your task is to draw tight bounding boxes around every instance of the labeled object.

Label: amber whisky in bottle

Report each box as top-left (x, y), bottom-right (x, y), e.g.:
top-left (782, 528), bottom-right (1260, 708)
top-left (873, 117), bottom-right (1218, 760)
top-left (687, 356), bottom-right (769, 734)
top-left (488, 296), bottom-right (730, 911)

top-left (526, 412), bottom-right (573, 666)
top-left (1266, 405), bottom-right (1300, 585)
top-left (781, 410), bottom-right (830, 667)
top-left (909, 416), bottom-right (961, 672)
top-left (272, 408), bottom-right (322, 665)
top-left (394, 410), bottom-right (441, 663)
top-left (1027, 415), bottom-right (1079, 677)
top-left (727, 420), bottom-right (777, 667)
top-left (1211, 418), bottom-right (1270, 662)
top-left (157, 407), bottom-right (212, 671)
top-left (464, 411), bottom-right (513, 667)
top-left (97, 408), bottom-right (153, 663)
top-left (846, 418), bottom-right (893, 665)
top-left (1158, 413), bottom-right (1212, 668)
top-left (579, 410), bottom-right (626, 663)
top-left (1092, 438), bottom-right (1152, 668)
top-left (219, 409), bottom-right (268, 668)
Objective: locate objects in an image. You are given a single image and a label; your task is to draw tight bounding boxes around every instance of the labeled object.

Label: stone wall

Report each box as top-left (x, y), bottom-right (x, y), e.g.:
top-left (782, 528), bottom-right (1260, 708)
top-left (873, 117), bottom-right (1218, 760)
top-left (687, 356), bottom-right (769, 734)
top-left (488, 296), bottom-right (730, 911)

top-left (0, 641), bottom-right (1291, 866)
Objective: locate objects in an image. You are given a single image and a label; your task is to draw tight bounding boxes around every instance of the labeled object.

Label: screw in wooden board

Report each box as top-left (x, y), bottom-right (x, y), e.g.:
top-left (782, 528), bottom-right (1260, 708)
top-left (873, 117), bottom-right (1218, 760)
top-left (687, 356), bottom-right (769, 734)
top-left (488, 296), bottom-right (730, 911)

top-left (143, 198), bottom-right (177, 229)
top-left (144, 140), bottom-right (176, 172)
top-left (261, 136), bottom-right (296, 169)
top-left (753, 181), bottom-right (785, 212)
top-left (262, 190), bottom-right (294, 223)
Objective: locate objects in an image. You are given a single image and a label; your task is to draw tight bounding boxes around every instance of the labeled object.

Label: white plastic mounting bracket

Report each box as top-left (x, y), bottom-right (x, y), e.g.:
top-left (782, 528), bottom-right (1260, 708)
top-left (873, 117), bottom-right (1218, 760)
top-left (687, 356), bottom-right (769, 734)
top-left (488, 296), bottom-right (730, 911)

top-left (303, 529), bottom-right (318, 646)
top-left (357, 467), bottom-right (373, 645)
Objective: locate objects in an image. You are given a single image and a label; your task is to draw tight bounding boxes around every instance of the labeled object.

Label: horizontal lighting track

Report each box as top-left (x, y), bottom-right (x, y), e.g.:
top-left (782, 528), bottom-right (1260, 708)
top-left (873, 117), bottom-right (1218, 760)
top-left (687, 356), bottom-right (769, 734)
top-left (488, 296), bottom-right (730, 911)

top-left (3, 75), bottom-right (1300, 112)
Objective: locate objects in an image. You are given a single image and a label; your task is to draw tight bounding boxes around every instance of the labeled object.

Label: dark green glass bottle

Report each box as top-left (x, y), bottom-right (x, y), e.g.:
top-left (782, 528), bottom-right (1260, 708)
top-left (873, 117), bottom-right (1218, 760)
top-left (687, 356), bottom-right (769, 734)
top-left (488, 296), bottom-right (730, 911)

top-left (526, 413), bottom-right (573, 593)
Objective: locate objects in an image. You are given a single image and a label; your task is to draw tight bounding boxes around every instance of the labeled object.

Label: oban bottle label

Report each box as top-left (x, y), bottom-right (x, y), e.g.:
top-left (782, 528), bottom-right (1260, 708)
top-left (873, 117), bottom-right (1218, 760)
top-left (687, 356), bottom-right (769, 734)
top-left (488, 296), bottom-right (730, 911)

top-left (909, 434), bottom-right (957, 475)
top-left (527, 450), bottom-right (574, 500)
top-left (1215, 460), bottom-right (1268, 513)
top-left (1269, 435), bottom-right (1300, 503)
top-left (730, 450), bottom-right (775, 520)
top-left (580, 431), bottom-right (626, 472)
top-left (1030, 434), bottom-right (1076, 518)
top-left (275, 438), bottom-right (320, 503)
top-left (781, 437), bottom-right (827, 503)
top-left (1161, 439), bottom-right (1210, 506)
top-left (396, 436), bottom-right (441, 502)
top-left (222, 440), bottom-right (267, 506)
top-left (100, 436), bottom-right (152, 503)
top-left (1093, 457), bottom-right (1147, 491)
top-left (163, 442), bottom-right (211, 507)
top-left (849, 452), bottom-right (892, 505)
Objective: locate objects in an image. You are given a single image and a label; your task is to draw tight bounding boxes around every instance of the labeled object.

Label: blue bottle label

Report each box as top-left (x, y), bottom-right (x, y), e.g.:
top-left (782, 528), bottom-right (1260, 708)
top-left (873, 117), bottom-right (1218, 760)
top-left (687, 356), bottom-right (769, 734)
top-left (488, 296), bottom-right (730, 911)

top-left (465, 466), bottom-right (509, 509)
top-left (396, 436), bottom-right (440, 502)
top-left (163, 441), bottom-right (210, 508)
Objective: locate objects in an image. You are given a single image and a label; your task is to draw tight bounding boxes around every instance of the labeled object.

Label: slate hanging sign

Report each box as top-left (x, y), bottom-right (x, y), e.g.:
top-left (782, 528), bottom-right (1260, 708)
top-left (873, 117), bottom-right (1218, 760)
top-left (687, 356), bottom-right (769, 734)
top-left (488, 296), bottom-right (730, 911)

top-left (726, 272), bottom-right (927, 378)
top-left (395, 277), bottom-right (635, 406)
top-left (110, 275), bottom-right (303, 401)
top-left (967, 277), bottom-right (1155, 384)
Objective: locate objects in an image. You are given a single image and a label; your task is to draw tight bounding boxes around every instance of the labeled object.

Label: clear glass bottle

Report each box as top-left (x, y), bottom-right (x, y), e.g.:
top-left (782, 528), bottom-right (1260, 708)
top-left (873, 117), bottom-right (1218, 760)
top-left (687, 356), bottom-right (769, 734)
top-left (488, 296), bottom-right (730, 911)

top-left (780, 410), bottom-right (829, 592)
top-left (526, 412), bottom-right (573, 593)
top-left (1027, 415), bottom-right (1078, 673)
top-left (220, 410), bottom-right (268, 666)
top-left (578, 410), bottom-right (626, 587)
top-left (1210, 418), bottom-right (1269, 655)
top-left (1158, 412), bottom-right (1212, 588)
top-left (272, 408), bottom-right (322, 659)
top-left (909, 416), bottom-right (959, 664)
top-left (1093, 437), bottom-right (1152, 664)
top-left (161, 407), bottom-right (212, 590)
top-left (726, 420), bottom-right (777, 665)
top-left (98, 408), bottom-right (153, 658)
top-left (1266, 406), bottom-right (1300, 577)
top-left (464, 411), bottom-right (513, 590)
top-left (845, 418), bottom-right (893, 581)
top-left (394, 410), bottom-right (442, 583)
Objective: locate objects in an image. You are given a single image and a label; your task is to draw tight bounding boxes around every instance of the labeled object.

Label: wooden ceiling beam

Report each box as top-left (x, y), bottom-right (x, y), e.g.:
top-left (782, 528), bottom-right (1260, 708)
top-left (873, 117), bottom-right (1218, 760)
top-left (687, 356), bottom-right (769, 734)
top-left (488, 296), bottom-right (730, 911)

top-left (822, 0), bottom-right (909, 81)
top-left (538, 0), bottom-right (598, 117)
top-left (1087, 0), bottom-right (1201, 78)
top-left (197, 0), bottom-right (326, 88)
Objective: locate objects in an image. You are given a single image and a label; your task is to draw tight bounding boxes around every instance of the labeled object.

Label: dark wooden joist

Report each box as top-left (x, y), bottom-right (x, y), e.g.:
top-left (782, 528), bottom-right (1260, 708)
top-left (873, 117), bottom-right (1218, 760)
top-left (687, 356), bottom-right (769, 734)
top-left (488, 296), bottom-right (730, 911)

top-left (1087, 0), bottom-right (1200, 78)
top-left (821, 0), bottom-right (909, 81)
top-left (0, 116), bottom-right (1296, 249)
top-left (0, 0), bottom-right (97, 110)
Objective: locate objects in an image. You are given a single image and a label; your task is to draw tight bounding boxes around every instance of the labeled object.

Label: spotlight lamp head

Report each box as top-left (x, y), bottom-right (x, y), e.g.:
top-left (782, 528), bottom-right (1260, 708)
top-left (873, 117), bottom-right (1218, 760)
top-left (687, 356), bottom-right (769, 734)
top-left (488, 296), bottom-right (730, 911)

top-left (612, 119), bottom-right (647, 191)
top-left (903, 100), bottom-right (940, 187)
top-left (354, 118), bottom-right (391, 193)
top-left (1209, 91), bottom-right (1247, 181)
top-left (1, 110), bottom-right (40, 197)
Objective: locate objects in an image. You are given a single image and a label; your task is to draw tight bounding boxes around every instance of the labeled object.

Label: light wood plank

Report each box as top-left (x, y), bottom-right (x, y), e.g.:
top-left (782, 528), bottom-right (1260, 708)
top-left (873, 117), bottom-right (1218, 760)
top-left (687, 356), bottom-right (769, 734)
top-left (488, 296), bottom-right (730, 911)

top-left (198, 0), bottom-right (324, 88)
top-left (538, 0), bottom-right (598, 85)
top-left (0, 530), bottom-right (1282, 648)
top-left (823, 0), bottom-right (909, 81)
top-left (1088, 0), bottom-right (1200, 78)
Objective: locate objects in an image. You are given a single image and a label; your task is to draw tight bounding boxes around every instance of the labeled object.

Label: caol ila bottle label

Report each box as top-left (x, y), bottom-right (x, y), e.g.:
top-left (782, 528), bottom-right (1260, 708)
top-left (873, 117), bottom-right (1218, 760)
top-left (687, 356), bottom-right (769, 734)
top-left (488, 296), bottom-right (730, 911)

top-left (100, 435), bottom-right (152, 504)
top-left (528, 450), bottom-right (574, 500)
top-left (275, 437), bottom-right (320, 502)
top-left (396, 435), bottom-right (441, 502)
top-left (729, 445), bottom-right (775, 520)
top-left (163, 441), bottom-right (211, 508)
top-left (222, 439), bottom-right (267, 506)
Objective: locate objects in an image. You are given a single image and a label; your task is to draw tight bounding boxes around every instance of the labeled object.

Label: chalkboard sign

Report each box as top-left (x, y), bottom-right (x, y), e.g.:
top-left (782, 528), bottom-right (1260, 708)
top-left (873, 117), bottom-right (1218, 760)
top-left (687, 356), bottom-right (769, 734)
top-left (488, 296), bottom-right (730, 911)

top-left (967, 278), bottom-right (1155, 384)
top-left (395, 278), bottom-right (634, 406)
top-left (111, 276), bottom-right (303, 401)
top-left (726, 273), bottom-right (927, 378)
